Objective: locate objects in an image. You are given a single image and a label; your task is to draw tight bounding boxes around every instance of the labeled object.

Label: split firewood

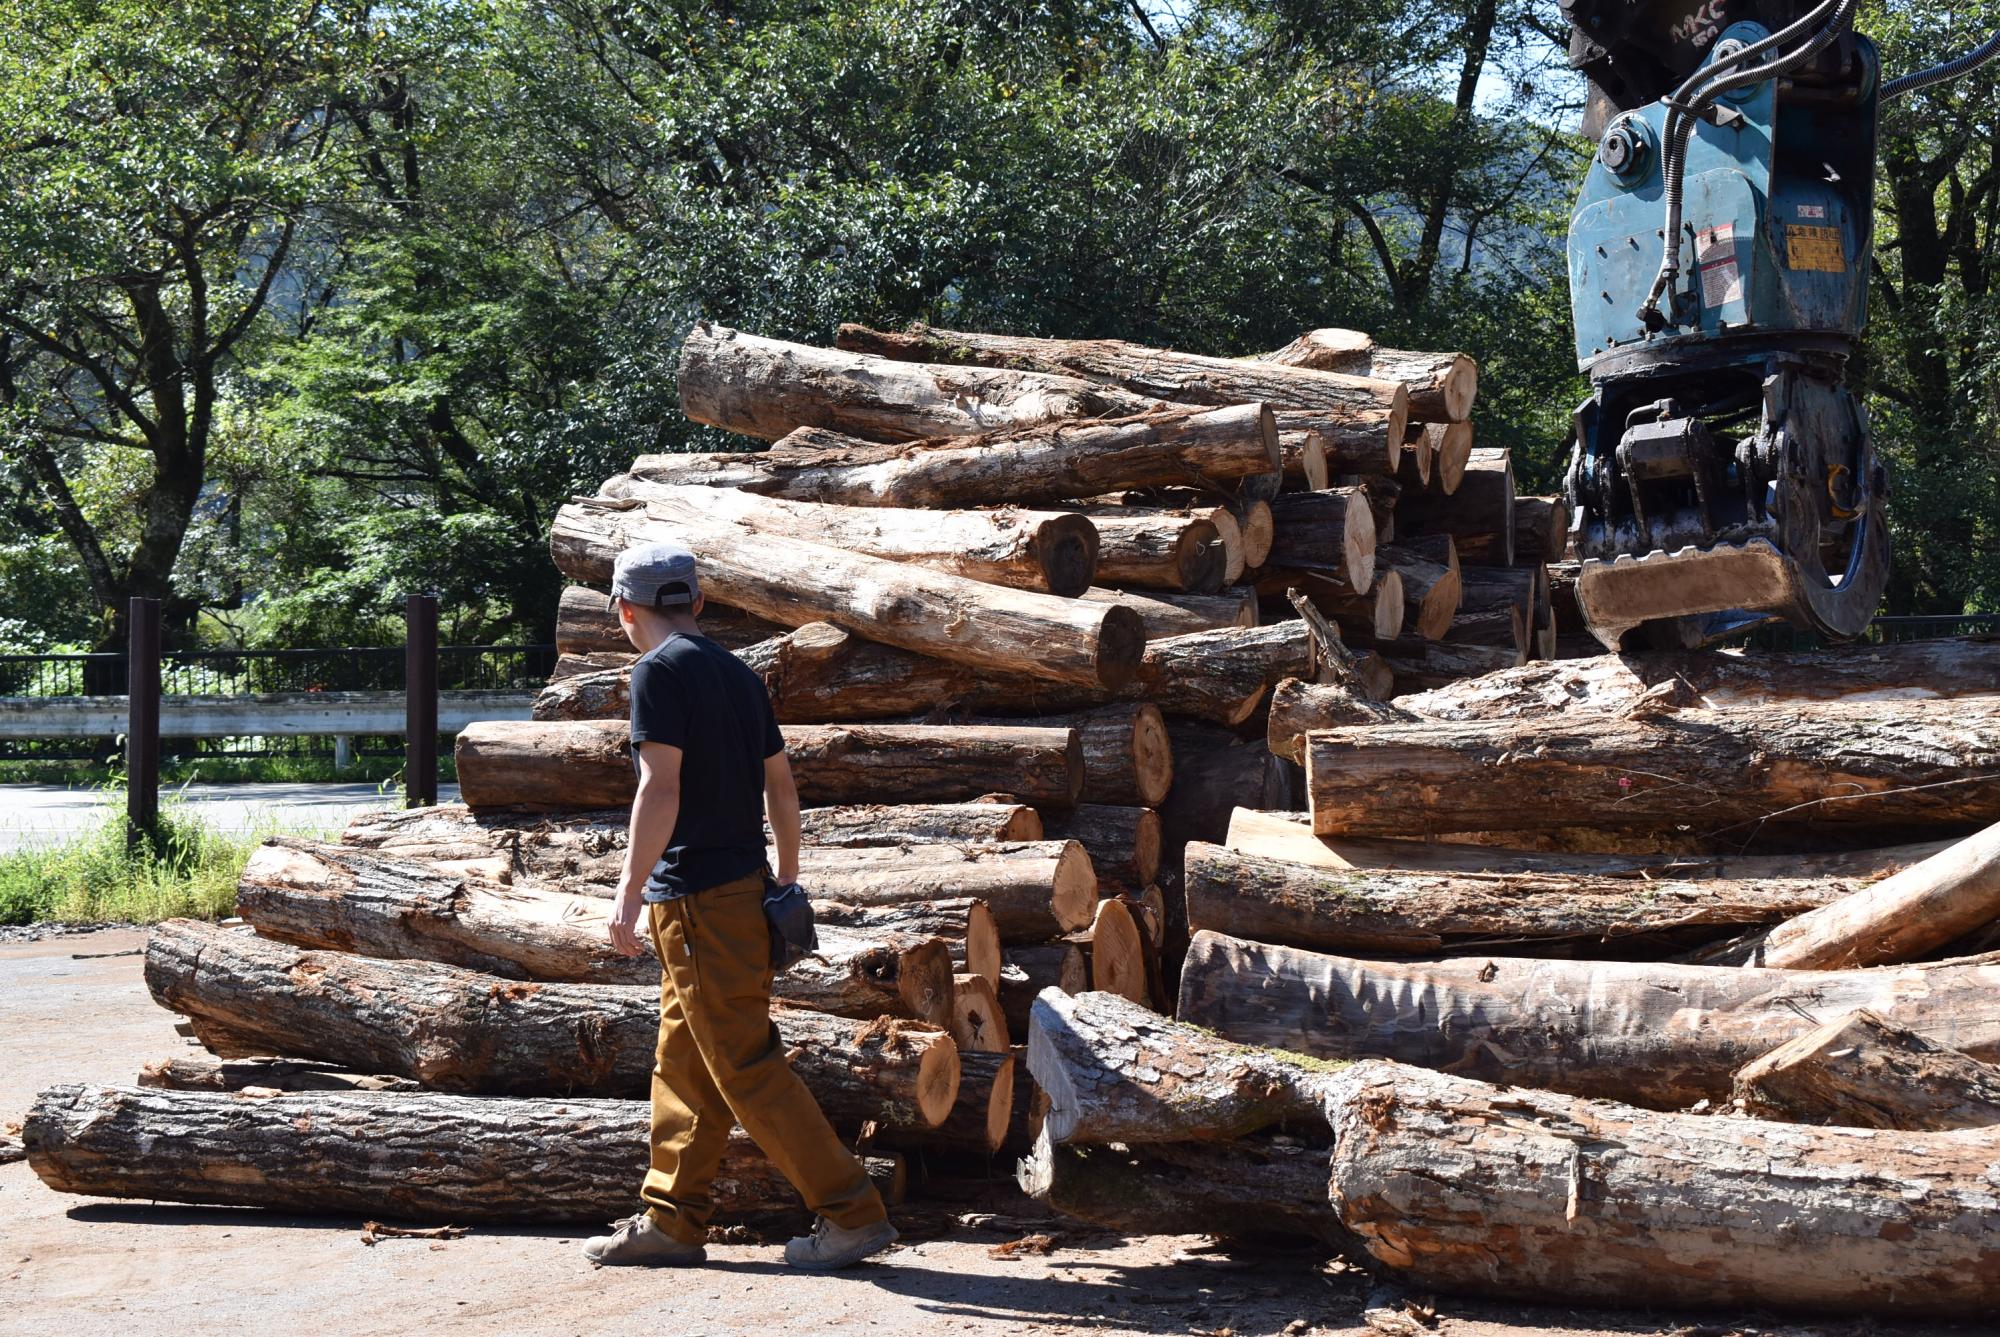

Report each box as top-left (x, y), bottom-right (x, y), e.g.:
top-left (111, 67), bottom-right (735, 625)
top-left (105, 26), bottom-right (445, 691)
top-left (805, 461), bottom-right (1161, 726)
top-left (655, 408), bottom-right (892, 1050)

top-left (457, 719), bottom-right (1084, 811)
top-left (1373, 544), bottom-right (1460, 640)
top-left (1301, 696), bottom-right (2000, 841)
top-left (1176, 928), bottom-right (2000, 1109)
top-left (139, 1056), bottom-right (421, 1093)
top-left (1017, 1131), bottom-right (1348, 1247)
top-left (595, 480), bottom-right (1101, 597)
top-left (1731, 1009), bottom-right (2000, 1129)
top-left (1394, 446), bottom-right (1513, 565)
top-left (232, 839), bottom-right (957, 1022)
top-left (25, 1084), bottom-right (903, 1225)
top-left (147, 920), bottom-right (961, 1127)
top-left (833, 323), bottom-right (1410, 449)
top-left (947, 974), bottom-right (1011, 1055)
top-left (1324, 1059), bottom-right (2000, 1317)
top-left (1181, 841), bottom-right (1852, 958)
top-left (997, 944), bottom-right (1088, 1037)
top-left (680, 323), bottom-right (1155, 441)
top-left (551, 495), bottom-right (1144, 688)
top-left (878, 1051), bottom-right (1017, 1158)
top-left (1262, 488), bottom-right (1376, 596)
top-left (1040, 805), bottom-right (1161, 894)
top-left (624, 403), bottom-right (1282, 507)
top-left (1263, 328), bottom-right (1476, 423)
top-left (1512, 494), bottom-right (1568, 564)
top-left (1078, 587), bottom-right (1256, 638)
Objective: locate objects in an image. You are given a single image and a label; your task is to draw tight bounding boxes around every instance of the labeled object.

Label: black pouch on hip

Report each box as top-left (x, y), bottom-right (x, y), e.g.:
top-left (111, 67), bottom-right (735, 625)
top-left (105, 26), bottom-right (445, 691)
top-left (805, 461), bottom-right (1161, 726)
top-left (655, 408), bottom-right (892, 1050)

top-left (762, 875), bottom-right (818, 971)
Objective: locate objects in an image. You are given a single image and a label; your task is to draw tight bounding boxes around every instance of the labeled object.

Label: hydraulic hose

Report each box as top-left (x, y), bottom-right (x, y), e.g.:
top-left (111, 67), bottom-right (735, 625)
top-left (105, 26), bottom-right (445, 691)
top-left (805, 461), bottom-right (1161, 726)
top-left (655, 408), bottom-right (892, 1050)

top-left (1882, 28), bottom-right (2000, 100)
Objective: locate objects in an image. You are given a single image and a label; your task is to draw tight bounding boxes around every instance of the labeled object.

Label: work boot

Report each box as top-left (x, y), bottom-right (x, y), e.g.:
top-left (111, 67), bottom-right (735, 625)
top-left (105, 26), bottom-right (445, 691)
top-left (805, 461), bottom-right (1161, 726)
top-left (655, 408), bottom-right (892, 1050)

top-left (582, 1212), bottom-right (706, 1267)
top-left (783, 1216), bottom-right (898, 1270)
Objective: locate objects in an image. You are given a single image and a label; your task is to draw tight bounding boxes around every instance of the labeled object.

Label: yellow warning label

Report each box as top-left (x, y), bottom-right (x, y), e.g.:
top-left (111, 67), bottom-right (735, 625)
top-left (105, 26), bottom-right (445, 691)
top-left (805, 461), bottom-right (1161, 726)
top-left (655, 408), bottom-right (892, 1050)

top-left (1786, 224), bottom-right (1846, 273)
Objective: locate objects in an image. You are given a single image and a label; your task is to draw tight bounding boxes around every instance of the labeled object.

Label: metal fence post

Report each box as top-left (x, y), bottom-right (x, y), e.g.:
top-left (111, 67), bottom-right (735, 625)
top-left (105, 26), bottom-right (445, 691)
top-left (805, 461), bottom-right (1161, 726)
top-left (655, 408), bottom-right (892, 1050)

top-left (405, 594), bottom-right (439, 808)
top-left (127, 597), bottom-right (161, 846)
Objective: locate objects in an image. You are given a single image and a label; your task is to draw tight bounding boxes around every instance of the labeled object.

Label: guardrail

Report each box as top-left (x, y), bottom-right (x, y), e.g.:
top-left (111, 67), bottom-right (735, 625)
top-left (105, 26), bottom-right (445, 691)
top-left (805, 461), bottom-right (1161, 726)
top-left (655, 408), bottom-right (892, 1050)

top-left (0, 643), bottom-right (555, 697)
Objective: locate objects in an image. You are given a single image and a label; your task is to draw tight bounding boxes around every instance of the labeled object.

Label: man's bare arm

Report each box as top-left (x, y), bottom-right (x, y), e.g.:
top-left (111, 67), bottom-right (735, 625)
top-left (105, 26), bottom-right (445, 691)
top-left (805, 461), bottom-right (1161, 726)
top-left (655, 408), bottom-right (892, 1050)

top-left (609, 740), bottom-right (683, 957)
top-left (764, 751), bottom-right (801, 886)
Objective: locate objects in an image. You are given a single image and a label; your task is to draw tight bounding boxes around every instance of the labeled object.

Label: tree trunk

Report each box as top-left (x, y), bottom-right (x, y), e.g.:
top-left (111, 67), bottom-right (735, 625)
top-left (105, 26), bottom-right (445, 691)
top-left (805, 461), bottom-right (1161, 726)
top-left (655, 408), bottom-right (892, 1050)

top-left (1275, 422), bottom-right (1337, 489)
top-left (797, 801), bottom-right (1045, 846)
top-left (1295, 568), bottom-right (1403, 643)
top-left (1264, 488), bottom-right (1376, 596)
top-left (147, 919), bottom-right (960, 1127)
top-left (1182, 841), bottom-right (1853, 958)
top-left (960, 705), bottom-right (1170, 808)
top-left (1396, 429), bottom-right (1433, 488)
top-left (878, 1050), bottom-right (1015, 1157)
top-left (140, 1056), bottom-right (420, 1093)
top-left (1416, 422), bottom-right (1474, 496)
top-left (1302, 696), bottom-right (2000, 842)
top-left (550, 650), bottom-right (634, 684)
top-left (834, 323), bottom-right (1409, 442)
top-left (1238, 499), bottom-right (1274, 568)
top-left (25, 1084), bottom-right (903, 1226)
top-left (551, 495), bottom-right (1143, 689)
top-left (234, 839), bottom-right (958, 1022)
top-left (946, 973), bottom-right (1011, 1055)
top-left (1264, 329), bottom-right (1476, 423)
top-left (1176, 928), bottom-right (2000, 1108)
top-left (997, 943), bottom-right (1087, 1037)
top-left (457, 718), bottom-right (1084, 811)
top-left (1064, 510), bottom-right (1225, 594)
top-left (1018, 1130), bottom-right (1347, 1246)
top-left (814, 898), bottom-right (1002, 987)
top-left (1026, 989), bottom-right (1332, 1144)
top-left (1377, 639), bottom-right (1522, 693)
top-left (1394, 635), bottom-right (2000, 720)
top-left (680, 323), bottom-right (1156, 442)
top-left (1732, 1008), bottom-right (2000, 1130)
top-left (1079, 586), bottom-right (1257, 638)
top-left (595, 480), bottom-right (1100, 597)
top-left (1374, 544), bottom-right (1461, 640)
top-left (1266, 681), bottom-right (1415, 763)
top-left (797, 841), bottom-right (1099, 941)
top-left (1079, 490), bottom-right (1257, 584)
top-left (1041, 804), bottom-right (1161, 893)
top-left (1081, 897), bottom-right (1156, 1011)
top-left (625, 402), bottom-right (1281, 507)
top-left (1513, 495), bottom-right (1568, 564)
top-left (556, 584), bottom-right (782, 657)
top-left (1394, 446), bottom-right (1513, 565)
top-left (1324, 1060), bottom-right (2000, 1318)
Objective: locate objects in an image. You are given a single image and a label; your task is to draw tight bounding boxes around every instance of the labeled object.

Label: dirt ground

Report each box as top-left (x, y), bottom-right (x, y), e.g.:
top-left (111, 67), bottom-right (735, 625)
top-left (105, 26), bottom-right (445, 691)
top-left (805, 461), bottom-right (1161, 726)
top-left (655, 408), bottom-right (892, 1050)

top-left (3, 930), bottom-right (1993, 1337)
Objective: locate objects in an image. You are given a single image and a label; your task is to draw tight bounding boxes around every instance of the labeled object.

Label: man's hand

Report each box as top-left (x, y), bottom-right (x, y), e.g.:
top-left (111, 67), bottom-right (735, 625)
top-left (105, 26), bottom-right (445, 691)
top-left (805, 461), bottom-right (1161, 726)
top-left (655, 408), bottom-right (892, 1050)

top-left (607, 885), bottom-right (648, 957)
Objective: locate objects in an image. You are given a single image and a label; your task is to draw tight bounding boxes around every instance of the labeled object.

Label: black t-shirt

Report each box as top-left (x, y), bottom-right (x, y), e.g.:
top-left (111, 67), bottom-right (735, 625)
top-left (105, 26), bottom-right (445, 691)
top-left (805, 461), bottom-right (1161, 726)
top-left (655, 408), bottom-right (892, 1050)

top-left (627, 632), bottom-right (785, 900)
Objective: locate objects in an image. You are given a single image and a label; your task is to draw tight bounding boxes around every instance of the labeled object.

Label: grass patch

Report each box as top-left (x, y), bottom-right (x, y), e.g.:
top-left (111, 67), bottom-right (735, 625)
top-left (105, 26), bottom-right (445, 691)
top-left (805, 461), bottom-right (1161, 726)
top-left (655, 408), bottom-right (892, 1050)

top-left (0, 804), bottom-right (323, 927)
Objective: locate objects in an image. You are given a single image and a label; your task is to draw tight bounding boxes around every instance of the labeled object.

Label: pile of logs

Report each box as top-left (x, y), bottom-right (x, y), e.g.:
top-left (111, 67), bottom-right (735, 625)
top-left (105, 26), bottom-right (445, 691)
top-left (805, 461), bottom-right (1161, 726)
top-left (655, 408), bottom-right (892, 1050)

top-left (1019, 633), bottom-right (2000, 1319)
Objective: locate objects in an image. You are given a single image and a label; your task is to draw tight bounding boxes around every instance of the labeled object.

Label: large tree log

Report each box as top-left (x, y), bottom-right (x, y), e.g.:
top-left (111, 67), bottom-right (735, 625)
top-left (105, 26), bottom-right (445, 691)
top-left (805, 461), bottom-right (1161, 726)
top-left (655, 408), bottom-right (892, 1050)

top-left (680, 323), bottom-right (1156, 442)
top-left (1027, 989), bottom-right (1332, 1145)
top-left (1394, 446), bottom-right (1513, 565)
top-left (1079, 491), bottom-right (1253, 584)
top-left (550, 650), bottom-right (634, 684)
top-left (834, 323), bottom-right (1409, 445)
top-left (1018, 1131), bottom-right (1347, 1245)
top-left (1266, 680), bottom-right (1411, 763)
top-left (140, 1056), bottom-right (421, 1093)
top-left (947, 973), bottom-right (1011, 1054)
top-left (1081, 897), bottom-right (1156, 1011)
top-left (1273, 410), bottom-right (1397, 478)
top-left (879, 1050), bottom-right (1016, 1157)
top-left (457, 718), bottom-right (1084, 811)
top-left (813, 898), bottom-right (1002, 987)
top-left (1513, 494), bottom-right (1568, 564)
top-left (1374, 543), bottom-right (1461, 640)
top-left (626, 403), bottom-right (1282, 507)
top-left (147, 920), bottom-right (961, 1127)
top-left (1063, 509), bottom-right (1225, 593)
top-left (997, 943), bottom-right (1088, 1036)
top-left (1285, 568), bottom-right (1403, 643)
top-left (798, 840), bottom-right (1099, 941)
top-left (1416, 421), bottom-right (1474, 495)
top-left (1181, 841), bottom-right (1852, 958)
top-left (962, 705), bottom-right (1170, 808)
top-left (233, 839), bottom-right (957, 1023)
top-left (1263, 488), bottom-right (1375, 596)
top-left (1395, 636), bottom-right (2000, 719)
top-left (552, 496), bottom-right (1143, 688)
top-left (25, 1084), bottom-right (903, 1225)
top-left (1304, 696), bottom-right (2000, 842)
top-left (1377, 639), bottom-right (1522, 693)
top-left (556, 583), bottom-right (782, 657)
top-left (1176, 928), bottom-right (2000, 1108)
top-left (1041, 804), bottom-right (1161, 893)
top-left (1325, 1060), bottom-right (2000, 1318)
top-left (596, 480), bottom-right (1100, 597)
top-left (1732, 1009), bottom-right (2000, 1130)
top-left (1079, 586), bottom-right (1256, 638)
top-left (1264, 328), bottom-right (1476, 423)
top-left (797, 800), bottom-right (1044, 846)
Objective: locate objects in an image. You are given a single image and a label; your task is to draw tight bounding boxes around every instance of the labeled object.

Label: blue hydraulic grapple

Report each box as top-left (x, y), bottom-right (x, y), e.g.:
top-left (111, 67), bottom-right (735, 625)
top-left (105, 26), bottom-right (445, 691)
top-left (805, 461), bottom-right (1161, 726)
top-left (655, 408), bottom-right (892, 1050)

top-left (1555, 0), bottom-right (1999, 647)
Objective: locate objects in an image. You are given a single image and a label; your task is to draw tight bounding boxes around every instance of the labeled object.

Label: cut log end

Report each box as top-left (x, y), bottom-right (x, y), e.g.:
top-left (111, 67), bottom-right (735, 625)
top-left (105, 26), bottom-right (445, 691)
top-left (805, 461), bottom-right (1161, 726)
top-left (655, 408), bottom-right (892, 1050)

top-left (951, 973), bottom-right (1012, 1055)
top-left (1091, 605), bottom-right (1148, 691)
top-left (965, 903), bottom-right (1003, 985)
top-left (1031, 514), bottom-right (1101, 599)
top-left (1088, 897), bottom-right (1153, 1010)
top-left (1051, 840), bottom-right (1101, 933)
top-left (1428, 422), bottom-right (1473, 496)
top-left (1130, 704), bottom-right (1173, 808)
top-left (898, 939), bottom-right (959, 1031)
top-left (916, 1033), bottom-right (964, 1128)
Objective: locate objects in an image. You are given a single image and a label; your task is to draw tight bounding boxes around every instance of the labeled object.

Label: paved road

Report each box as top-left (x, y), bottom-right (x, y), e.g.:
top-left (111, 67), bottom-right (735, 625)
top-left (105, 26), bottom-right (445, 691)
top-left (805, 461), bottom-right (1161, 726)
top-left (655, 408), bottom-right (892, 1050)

top-left (0, 782), bottom-right (461, 851)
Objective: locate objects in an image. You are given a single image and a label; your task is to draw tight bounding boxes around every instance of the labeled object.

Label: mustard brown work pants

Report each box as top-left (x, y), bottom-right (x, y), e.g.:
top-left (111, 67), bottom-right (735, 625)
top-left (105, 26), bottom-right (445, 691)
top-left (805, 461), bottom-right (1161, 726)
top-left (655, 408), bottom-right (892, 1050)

top-left (639, 870), bottom-right (886, 1244)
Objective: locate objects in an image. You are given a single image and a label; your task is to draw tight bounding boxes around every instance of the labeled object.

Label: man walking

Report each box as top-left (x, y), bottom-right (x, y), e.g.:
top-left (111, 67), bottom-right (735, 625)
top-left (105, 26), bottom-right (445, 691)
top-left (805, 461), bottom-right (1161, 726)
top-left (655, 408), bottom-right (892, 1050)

top-left (583, 541), bottom-right (898, 1270)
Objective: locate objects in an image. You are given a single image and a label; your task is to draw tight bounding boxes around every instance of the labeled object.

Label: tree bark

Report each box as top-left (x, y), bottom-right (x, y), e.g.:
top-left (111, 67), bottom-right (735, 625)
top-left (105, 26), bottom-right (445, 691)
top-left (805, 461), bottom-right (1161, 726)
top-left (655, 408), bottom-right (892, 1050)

top-left (814, 898), bottom-right (1002, 987)
top-left (961, 705), bottom-right (1170, 808)
top-left (596, 480), bottom-right (1100, 597)
top-left (1324, 1060), bottom-right (2000, 1318)
top-left (1266, 680), bottom-right (1416, 763)
top-left (798, 840), bottom-right (1099, 941)
top-left (878, 1050), bottom-right (1016, 1157)
top-left (457, 718), bottom-right (1084, 812)
top-left (680, 323), bottom-right (1156, 442)
top-left (946, 973), bottom-right (1011, 1055)
top-left (550, 650), bottom-right (633, 684)
top-left (1274, 421), bottom-right (1336, 489)
top-left (624, 402), bottom-right (1281, 507)
top-left (834, 323), bottom-right (1409, 441)
top-left (1513, 494), bottom-right (1568, 564)
top-left (1026, 989), bottom-right (1332, 1144)
top-left (234, 839), bottom-right (958, 1022)
top-left (1182, 841), bottom-right (1852, 958)
top-left (1295, 568), bottom-right (1403, 642)
top-left (1078, 586), bottom-right (1256, 638)
top-left (147, 919), bottom-right (961, 1127)
top-left (1063, 510), bottom-right (1226, 593)
top-left (1264, 488), bottom-right (1376, 596)
top-left (1041, 804), bottom-right (1161, 893)
top-left (1078, 490), bottom-right (1256, 584)
top-left (1732, 1008), bottom-right (2000, 1129)
top-left (1302, 696), bottom-right (2000, 842)
top-left (997, 943), bottom-right (1087, 1037)
top-left (1394, 446), bottom-right (1513, 565)
top-left (1396, 429), bottom-right (1433, 488)
top-left (556, 584), bottom-right (781, 657)
top-left (1377, 639), bottom-right (1522, 693)
top-left (1018, 1130), bottom-right (1348, 1246)
top-left (797, 801), bottom-right (1044, 846)
top-left (1176, 928), bottom-right (2000, 1108)
top-left (1375, 544), bottom-right (1461, 640)
top-left (1264, 329), bottom-right (1476, 423)
top-left (140, 1056), bottom-right (420, 1093)
top-left (551, 495), bottom-right (1144, 688)
top-left (25, 1084), bottom-right (903, 1225)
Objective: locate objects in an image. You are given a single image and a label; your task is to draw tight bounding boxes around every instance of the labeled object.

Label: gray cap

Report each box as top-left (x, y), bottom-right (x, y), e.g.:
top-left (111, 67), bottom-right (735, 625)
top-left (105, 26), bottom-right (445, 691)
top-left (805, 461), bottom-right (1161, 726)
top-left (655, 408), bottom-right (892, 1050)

top-left (609, 540), bottom-right (701, 610)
